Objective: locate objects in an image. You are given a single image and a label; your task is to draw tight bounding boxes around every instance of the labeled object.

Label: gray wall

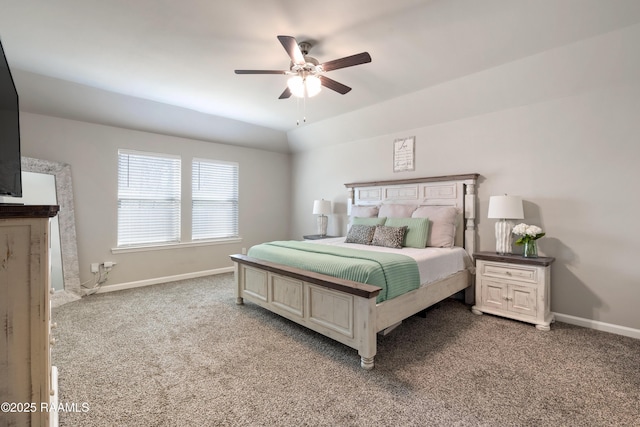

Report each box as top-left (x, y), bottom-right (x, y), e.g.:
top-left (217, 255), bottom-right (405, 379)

top-left (20, 112), bottom-right (291, 288)
top-left (289, 23), bottom-right (640, 330)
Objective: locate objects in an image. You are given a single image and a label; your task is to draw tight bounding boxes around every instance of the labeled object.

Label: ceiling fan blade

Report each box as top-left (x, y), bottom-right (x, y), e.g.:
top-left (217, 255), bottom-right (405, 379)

top-left (277, 35), bottom-right (305, 65)
top-left (278, 87), bottom-right (292, 99)
top-left (234, 70), bottom-right (287, 74)
top-left (320, 52), bottom-right (372, 72)
top-left (320, 76), bottom-right (352, 95)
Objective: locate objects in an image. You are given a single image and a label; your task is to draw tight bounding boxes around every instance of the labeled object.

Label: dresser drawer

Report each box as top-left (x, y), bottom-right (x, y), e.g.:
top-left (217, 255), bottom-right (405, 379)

top-left (480, 261), bottom-right (537, 284)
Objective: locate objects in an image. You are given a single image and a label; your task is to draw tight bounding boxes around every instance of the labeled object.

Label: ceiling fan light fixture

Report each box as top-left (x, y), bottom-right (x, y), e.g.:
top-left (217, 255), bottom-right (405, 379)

top-left (287, 74), bottom-right (321, 98)
top-left (287, 75), bottom-right (305, 97)
top-left (305, 75), bottom-right (321, 97)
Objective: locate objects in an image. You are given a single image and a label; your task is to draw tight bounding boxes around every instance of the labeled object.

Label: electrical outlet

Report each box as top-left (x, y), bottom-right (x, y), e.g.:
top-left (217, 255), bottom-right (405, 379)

top-left (90, 263), bottom-right (99, 273)
top-left (242, 247), bottom-right (247, 255)
top-left (103, 261), bottom-right (115, 269)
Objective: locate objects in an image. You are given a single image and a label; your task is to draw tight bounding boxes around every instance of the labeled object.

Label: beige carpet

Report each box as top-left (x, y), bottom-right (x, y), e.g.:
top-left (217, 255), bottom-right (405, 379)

top-left (52, 273), bottom-right (640, 426)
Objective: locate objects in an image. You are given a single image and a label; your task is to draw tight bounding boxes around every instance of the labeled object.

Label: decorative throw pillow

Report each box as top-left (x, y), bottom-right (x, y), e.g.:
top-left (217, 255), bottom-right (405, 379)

top-left (411, 206), bottom-right (460, 248)
top-left (352, 216), bottom-right (387, 226)
top-left (378, 204), bottom-right (418, 218)
top-left (345, 224), bottom-right (376, 245)
top-left (384, 217), bottom-right (430, 248)
top-left (350, 205), bottom-right (379, 218)
top-left (371, 225), bottom-right (407, 249)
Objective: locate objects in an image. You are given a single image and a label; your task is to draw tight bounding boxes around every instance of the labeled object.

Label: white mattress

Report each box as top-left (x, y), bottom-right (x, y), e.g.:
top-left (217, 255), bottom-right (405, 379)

top-left (306, 237), bottom-right (472, 286)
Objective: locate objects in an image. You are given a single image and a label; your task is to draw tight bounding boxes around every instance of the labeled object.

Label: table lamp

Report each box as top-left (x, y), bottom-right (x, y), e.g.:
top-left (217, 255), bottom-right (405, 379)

top-left (487, 195), bottom-right (524, 255)
top-left (312, 199), bottom-right (332, 236)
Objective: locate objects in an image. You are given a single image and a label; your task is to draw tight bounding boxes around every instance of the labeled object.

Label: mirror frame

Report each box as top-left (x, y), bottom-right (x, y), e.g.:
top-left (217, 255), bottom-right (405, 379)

top-left (22, 157), bottom-right (81, 305)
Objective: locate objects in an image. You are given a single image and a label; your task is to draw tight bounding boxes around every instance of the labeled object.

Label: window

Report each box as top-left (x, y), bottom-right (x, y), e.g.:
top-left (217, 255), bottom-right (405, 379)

top-left (117, 150), bottom-right (181, 247)
top-left (192, 159), bottom-right (239, 240)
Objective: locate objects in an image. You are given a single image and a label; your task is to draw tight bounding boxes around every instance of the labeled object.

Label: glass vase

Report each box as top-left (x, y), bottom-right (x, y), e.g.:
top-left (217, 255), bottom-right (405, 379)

top-left (523, 240), bottom-right (538, 258)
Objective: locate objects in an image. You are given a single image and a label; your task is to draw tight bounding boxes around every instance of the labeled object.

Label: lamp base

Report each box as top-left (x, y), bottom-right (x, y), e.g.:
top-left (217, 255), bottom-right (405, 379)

top-left (495, 219), bottom-right (514, 255)
top-left (317, 215), bottom-right (328, 236)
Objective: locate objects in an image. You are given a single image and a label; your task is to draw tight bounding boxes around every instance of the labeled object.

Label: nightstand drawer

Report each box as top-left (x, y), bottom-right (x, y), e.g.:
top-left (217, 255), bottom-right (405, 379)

top-left (481, 262), bottom-right (537, 284)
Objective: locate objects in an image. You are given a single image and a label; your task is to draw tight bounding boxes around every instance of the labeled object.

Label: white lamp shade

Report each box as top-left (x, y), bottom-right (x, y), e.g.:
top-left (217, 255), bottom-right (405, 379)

top-left (487, 195), bottom-right (524, 219)
top-left (312, 199), bottom-right (331, 215)
top-left (305, 76), bottom-right (321, 97)
top-left (287, 75), bottom-right (322, 98)
top-left (287, 76), bottom-right (305, 98)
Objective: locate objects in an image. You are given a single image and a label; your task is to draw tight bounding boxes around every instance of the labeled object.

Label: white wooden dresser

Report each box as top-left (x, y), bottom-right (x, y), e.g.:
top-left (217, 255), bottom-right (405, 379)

top-left (1, 204), bottom-right (59, 427)
top-left (472, 251), bottom-right (555, 331)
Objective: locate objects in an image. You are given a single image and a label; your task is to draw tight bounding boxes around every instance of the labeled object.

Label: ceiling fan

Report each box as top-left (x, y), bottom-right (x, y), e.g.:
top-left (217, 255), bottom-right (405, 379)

top-left (234, 35), bottom-right (372, 99)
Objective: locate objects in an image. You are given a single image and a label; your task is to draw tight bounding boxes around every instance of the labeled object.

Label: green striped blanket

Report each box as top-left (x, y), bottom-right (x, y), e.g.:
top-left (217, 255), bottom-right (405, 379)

top-left (247, 241), bottom-right (420, 303)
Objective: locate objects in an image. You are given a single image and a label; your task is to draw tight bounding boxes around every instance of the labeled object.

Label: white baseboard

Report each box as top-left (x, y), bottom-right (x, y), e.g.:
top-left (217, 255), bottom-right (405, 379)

top-left (554, 312), bottom-right (640, 340)
top-left (94, 267), bottom-right (234, 294)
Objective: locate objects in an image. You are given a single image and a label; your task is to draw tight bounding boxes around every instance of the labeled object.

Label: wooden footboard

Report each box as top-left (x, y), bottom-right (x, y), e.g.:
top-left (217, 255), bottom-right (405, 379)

top-left (231, 254), bottom-right (381, 369)
top-left (230, 254), bottom-right (471, 369)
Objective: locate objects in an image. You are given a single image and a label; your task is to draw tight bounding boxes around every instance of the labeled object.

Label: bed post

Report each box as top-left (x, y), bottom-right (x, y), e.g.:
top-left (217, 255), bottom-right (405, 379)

top-left (347, 188), bottom-right (355, 216)
top-left (356, 295), bottom-right (377, 370)
top-left (464, 177), bottom-right (478, 305)
top-left (234, 261), bottom-right (244, 305)
top-left (464, 178), bottom-right (478, 258)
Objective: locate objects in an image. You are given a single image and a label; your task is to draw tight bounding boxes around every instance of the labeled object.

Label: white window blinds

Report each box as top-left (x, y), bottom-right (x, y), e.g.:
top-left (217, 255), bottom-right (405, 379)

top-left (117, 150), bottom-right (181, 246)
top-left (192, 159), bottom-right (239, 240)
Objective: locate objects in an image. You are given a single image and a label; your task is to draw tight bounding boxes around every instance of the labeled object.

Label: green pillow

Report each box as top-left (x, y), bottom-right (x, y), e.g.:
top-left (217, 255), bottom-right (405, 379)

top-left (384, 217), bottom-right (430, 248)
top-left (352, 216), bottom-right (387, 226)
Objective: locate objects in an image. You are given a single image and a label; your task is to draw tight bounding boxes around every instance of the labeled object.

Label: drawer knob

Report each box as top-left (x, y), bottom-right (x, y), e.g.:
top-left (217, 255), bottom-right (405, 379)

top-left (505, 271), bottom-right (512, 276)
top-left (49, 337), bottom-right (56, 346)
top-left (50, 288), bottom-right (55, 295)
top-left (51, 322), bottom-right (58, 329)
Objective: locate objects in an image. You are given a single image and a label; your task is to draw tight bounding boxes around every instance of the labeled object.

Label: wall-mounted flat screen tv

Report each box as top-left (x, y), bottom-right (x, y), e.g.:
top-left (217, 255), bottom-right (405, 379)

top-left (0, 37), bottom-right (22, 198)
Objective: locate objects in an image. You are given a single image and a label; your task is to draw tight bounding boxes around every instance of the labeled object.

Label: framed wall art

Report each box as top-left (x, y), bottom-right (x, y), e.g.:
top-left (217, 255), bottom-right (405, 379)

top-left (393, 136), bottom-right (415, 172)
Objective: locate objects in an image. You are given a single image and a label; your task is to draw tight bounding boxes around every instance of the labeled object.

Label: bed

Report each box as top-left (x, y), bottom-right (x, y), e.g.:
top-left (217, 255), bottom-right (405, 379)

top-left (230, 174), bottom-right (479, 369)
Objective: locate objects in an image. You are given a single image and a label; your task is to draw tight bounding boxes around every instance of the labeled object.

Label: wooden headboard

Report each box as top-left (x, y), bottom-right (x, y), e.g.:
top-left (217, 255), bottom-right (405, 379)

top-left (344, 174), bottom-right (480, 256)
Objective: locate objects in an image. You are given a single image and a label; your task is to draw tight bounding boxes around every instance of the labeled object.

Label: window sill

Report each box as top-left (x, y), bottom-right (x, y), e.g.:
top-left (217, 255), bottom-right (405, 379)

top-left (112, 237), bottom-right (242, 254)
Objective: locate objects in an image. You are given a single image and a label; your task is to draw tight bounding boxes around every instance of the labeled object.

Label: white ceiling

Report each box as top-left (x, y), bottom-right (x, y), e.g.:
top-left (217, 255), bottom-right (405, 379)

top-left (1, 0), bottom-right (640, 152)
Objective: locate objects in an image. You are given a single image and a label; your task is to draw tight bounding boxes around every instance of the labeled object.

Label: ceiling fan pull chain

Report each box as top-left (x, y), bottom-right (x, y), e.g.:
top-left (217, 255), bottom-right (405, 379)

top-left (296, 96), bottom-right (300, 125)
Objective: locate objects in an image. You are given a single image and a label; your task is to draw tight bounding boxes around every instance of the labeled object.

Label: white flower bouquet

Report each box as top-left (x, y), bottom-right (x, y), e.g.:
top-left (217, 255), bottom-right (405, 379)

top-left (512, 223), bottom-right (545, 246)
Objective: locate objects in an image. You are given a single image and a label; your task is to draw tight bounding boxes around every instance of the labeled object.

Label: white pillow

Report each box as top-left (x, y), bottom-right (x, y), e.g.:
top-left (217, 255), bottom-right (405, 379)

top-left (411, 206), bottom-right (460, 248)
top-left (378, 204), bottom-right (418, 218)
top-left (350, 205), bottom-right (379, 218)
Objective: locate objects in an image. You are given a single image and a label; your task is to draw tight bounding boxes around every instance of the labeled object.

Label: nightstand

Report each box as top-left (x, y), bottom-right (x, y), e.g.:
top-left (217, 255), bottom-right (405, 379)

top-left (303, 234), bottom-right (338, 240)
top-left (471, 252), bottom-right (555, 331)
